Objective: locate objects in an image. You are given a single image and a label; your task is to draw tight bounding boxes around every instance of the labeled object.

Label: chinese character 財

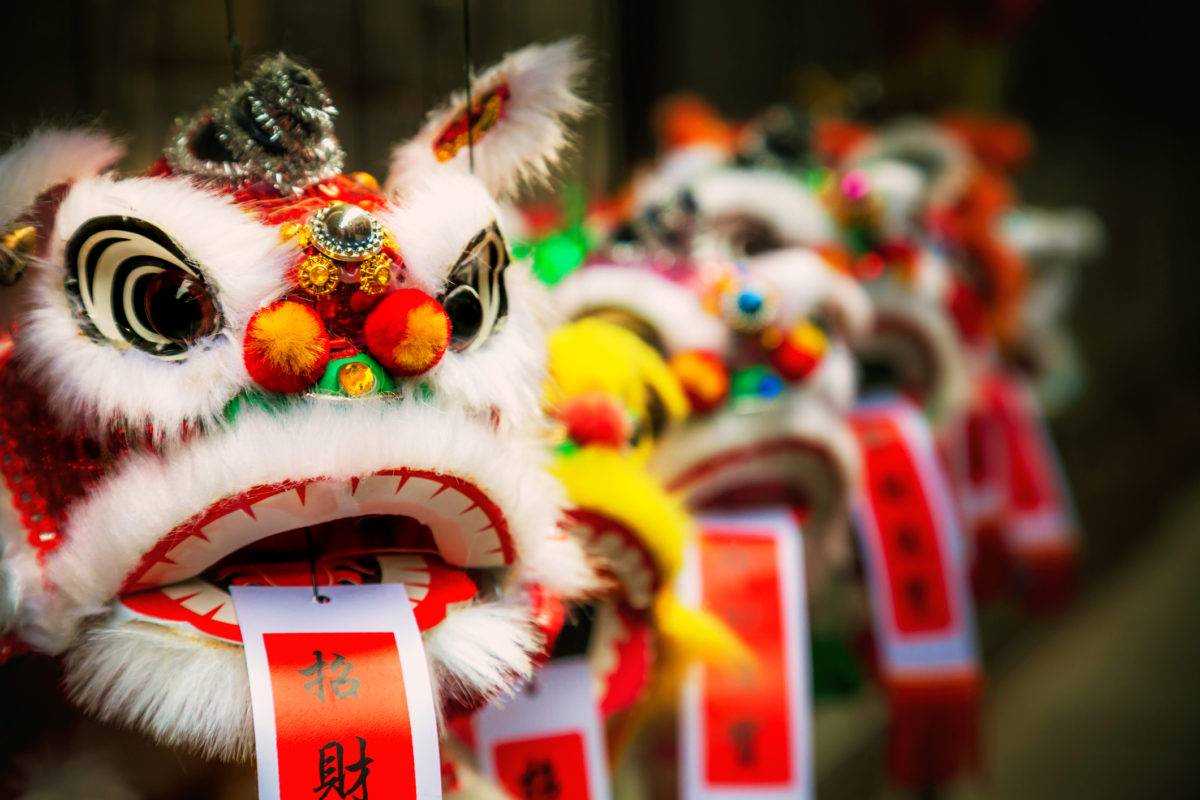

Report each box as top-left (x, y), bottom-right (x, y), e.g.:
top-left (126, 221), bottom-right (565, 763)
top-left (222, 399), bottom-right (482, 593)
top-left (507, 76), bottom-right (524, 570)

top-left (315, 736), bottom-right (373, 800)
top-left (517, 758), bottom-right (562, 800)
top-left (729, 717), bottom-right (760, 767)
top-left (299, 651), bottom-right (361, 703)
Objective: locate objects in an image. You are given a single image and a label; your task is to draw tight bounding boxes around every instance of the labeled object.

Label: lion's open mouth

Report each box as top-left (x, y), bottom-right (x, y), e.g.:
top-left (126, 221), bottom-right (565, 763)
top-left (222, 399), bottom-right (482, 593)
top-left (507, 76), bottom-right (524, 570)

top-left (664, 438), bottom-right (838, 516)
top-left (856, 314), bottom-right (942, 405)
top-left (115, 468), bottom-right (513, 642)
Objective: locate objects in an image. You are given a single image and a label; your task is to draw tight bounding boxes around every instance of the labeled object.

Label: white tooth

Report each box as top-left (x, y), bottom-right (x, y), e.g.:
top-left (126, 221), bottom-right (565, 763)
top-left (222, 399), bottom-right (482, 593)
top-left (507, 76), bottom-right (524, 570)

top-left (161, 578), bottom-right (208, 599)
top-left (212, 601), bottom-right (239, 624)
top-left (378, 554), bottom-right (429, 570)
top-left (161, 536), bottom-right (220, 577)
top-left (394, 477), bottom-right (442, 505)
top-left (405, 583), bottom-right (429, 602)
top-left (627, 567), bottom-right (654, 610)
top-left (133, 562), bottom-right (183, 590)
top-left (348, 475), bottom-right (400, 512)
top-left (426, 486), bottom-right (474, 517)
top-left (458, 507), bottom-right (490, 534)
top-left (595, 533), bottom-right (625, 559)
top-left (383, 568), bottom-right (431, 586)
top-left (179, 584), bottom-right (228, 617)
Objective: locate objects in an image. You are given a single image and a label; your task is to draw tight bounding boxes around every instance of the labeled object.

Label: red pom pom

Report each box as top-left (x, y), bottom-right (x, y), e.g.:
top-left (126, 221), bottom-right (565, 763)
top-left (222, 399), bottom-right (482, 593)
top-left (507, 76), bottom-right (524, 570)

top-left (558, 393), bottom-right (632, 447)
top-left (364, 289), bottom-right (450, 377)
top-left (771, 322), bottom-right (828, 382)
top-left (244, 302), bottom-right (330, 393)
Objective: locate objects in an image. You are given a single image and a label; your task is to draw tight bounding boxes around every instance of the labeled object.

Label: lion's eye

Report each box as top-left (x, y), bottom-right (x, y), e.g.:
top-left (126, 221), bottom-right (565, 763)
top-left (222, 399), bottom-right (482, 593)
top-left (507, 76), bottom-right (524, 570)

top-left (441, 222), bottom-right (509, 352)
top-left (65, 216), bottom-right (222, 358)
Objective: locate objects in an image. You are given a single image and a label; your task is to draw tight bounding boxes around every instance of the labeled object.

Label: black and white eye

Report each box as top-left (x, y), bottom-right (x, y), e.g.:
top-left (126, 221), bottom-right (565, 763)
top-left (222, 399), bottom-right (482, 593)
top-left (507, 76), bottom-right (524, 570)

top-left (64, 216), bottom-right (222, 359)
top-left (440, 222), bottom-right (509, 352)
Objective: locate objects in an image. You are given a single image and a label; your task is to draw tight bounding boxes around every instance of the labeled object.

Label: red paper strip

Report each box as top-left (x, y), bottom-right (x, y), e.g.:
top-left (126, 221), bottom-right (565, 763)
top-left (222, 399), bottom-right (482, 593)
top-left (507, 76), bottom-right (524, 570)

top-left (990, 373), bottom-right (1079, 613)
top-left (679, 510), bottom-right (812, 800)
top-left (266, 632), bottom-right (415, 799)
top-left (700, 533), bottom-right (792, 785)
top-left (851, 398), bottom-right (981, 789)
top-left (493, 732), bottom-right (592, 799)
top-left (231, 585), bottom-right (441, 800)
top-left (473, 658), bottom-right (610, 800)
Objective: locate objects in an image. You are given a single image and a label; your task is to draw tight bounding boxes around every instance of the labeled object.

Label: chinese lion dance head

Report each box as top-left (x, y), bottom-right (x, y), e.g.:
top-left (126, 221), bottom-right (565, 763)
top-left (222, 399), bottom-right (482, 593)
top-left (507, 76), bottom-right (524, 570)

top-left (0, 41), bottom-right (596, 760)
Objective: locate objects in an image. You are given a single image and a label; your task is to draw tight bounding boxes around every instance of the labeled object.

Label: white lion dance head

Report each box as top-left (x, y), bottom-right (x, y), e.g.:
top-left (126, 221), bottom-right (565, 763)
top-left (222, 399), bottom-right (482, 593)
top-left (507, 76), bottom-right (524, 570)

top-left (0, 41), bottom-right (597, 761)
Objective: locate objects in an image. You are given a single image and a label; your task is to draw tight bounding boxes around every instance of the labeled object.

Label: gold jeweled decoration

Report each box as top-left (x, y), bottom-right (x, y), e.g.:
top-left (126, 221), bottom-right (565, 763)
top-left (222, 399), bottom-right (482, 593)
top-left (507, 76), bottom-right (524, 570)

top-left (357, 253), bottom-right (392, 296)
top-left (337, 361), bottom-right (377, 395)
top-left (297, 253), bottom-right (339, 296)
top-left (433, 85), bottom-right (511, 163)
top-left (0, 225), bottom-right (37, 286)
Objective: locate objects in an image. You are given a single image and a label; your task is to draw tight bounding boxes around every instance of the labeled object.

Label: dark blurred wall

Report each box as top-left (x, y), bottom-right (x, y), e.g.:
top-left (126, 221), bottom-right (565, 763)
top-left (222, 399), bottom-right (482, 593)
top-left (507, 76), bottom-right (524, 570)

top-left (4, 0), bottom-right (1196, 580)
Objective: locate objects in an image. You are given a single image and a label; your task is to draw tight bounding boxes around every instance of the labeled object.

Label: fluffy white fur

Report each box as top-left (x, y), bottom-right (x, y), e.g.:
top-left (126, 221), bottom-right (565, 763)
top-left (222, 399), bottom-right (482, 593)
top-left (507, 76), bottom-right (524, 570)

top-left (1, 130), bottom-right (125, 327)
top-left (388, 39), bottom-right (589, 201)
top-left (649, 389), bottom-right (860, 545)
top-left (631, 143), bottom-right (730, 211)
top-left (16, 175), bottom-right (292, 439)
top-left (845, 118), bottom-right (972, 211)
top-left (379, 176), bottom-right (551, 434)
top-left (66, 599), bottom-right (543, 762)
top-left (747, 247), bottom-right (873, 342)
top-left (65, 624), bottom-right (254, 762)
top-left (22, 397), bottom-right (592, 652)
top-left (689, 168), bottom-right (836, 248)
top-left (0, 130), bottom-right (124, 230)
top-left (553, 264), bottom-right (730, 355)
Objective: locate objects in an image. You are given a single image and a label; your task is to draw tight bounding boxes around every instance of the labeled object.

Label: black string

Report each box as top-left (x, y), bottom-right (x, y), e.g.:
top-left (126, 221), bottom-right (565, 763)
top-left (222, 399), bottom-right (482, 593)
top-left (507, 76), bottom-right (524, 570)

top-left (462, 0), bottom-right (475, 173)
top-left (305, 526), bottom-right (330, 604)
top-left (224, 0), bottom-right (242, 82)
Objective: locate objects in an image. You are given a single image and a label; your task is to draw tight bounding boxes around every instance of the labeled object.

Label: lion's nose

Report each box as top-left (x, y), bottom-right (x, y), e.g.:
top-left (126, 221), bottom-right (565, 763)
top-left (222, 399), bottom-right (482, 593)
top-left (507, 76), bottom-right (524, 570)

top-left (364, 289), bottom-right (451, 377)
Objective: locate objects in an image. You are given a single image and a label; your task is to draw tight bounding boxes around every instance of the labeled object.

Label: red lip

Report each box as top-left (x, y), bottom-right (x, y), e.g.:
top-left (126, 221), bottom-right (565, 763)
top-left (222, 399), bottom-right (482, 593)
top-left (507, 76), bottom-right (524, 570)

top-left (121, 468), bottom-right (515, 596)
top-left (119, 552), bottom-right (479, 642)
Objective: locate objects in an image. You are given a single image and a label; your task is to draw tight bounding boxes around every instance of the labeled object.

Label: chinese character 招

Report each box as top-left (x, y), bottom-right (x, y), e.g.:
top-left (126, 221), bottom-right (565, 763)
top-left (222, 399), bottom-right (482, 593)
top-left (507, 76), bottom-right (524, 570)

top-left (299, 651), bottom-right (361, 702)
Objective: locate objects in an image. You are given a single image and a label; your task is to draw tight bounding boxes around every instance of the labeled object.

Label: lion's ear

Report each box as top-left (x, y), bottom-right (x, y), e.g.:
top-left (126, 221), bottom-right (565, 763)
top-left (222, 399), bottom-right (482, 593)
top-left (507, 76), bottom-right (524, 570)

top-left (386, 39), bottom-right (588, 201)
top-left (1, 130), bottom-right (124, 301)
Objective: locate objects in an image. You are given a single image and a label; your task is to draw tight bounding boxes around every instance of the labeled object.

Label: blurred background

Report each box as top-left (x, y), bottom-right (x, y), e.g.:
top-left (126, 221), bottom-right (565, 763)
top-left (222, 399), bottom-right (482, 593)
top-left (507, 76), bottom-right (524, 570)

top-left (4, 1), bottom-right (1198, 797)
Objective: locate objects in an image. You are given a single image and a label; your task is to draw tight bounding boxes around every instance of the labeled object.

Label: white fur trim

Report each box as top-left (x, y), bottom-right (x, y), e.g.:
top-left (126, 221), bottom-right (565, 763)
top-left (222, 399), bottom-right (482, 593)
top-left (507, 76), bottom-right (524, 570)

top-left (554, 265), bottom-right (729, 355)
top-left (387, 39), bottom-right (589, 201)
top-left (845, 119), bottom-right (973, 211)
top-left (1, 130), bottom-right (124, 327)
top-left (632, 143), bottom-right (730, 211)
top-left (689, 169), bottom-right (836, 248)
top-left (379, 170), bottom-right (499, 295)
top-left (64, 623), bottom-right (254, 762)
top-left (14, 176), bottom-right (292, 438)
top-left (650, 392), bottom-right (860, 545)
top-left (23, 398), bottom-right (582, 651)
top-left (65, 598), bottom-right (545, 763)
top-left (746, 247), bottom-right (873, 341)
top-left (0, 129), bottom-right (124, 230)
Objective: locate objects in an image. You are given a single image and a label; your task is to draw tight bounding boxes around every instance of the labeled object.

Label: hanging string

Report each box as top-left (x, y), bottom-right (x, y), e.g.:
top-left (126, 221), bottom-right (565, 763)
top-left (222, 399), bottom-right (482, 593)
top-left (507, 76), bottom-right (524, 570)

top-left (305, 526), bottom-right (330, 604)
top-left (224, 0), bottom-right (243, 82)
top-left (462, 0), bottom-right (475, 173)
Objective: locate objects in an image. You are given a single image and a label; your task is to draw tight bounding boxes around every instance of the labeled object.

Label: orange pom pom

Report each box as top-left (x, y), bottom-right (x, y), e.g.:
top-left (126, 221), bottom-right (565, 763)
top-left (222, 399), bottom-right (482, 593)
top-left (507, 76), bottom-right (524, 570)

top-left (669, 350), bottom-right (729, 414)
top-left (771, 321), bottom-right (828, 381)
top-left (244, 301), bottom-right (330, 393)
top-left (364, 289), bottom-right (450, 376)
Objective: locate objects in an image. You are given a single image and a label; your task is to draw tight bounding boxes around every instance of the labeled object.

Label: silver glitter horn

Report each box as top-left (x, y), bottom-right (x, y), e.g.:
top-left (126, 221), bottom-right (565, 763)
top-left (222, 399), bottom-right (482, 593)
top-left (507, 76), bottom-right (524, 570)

top-left (165, 54), bottom-right (345, 195)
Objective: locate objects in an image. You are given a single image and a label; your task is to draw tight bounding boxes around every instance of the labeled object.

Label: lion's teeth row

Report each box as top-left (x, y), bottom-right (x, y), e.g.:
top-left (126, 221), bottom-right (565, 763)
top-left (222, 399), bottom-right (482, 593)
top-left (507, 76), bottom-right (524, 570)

top-left (134, 475), bottom-right (506, 590)
top-left (590, 532), bottom-right (655, 610)
top-left (158, 554), bottom-right (436, 625)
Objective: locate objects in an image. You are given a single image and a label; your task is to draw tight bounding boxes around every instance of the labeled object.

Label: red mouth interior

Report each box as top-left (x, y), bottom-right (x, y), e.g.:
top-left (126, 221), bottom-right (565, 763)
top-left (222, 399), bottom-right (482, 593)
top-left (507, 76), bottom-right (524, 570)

top-left (120, 513), bottom-right (481, 643)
